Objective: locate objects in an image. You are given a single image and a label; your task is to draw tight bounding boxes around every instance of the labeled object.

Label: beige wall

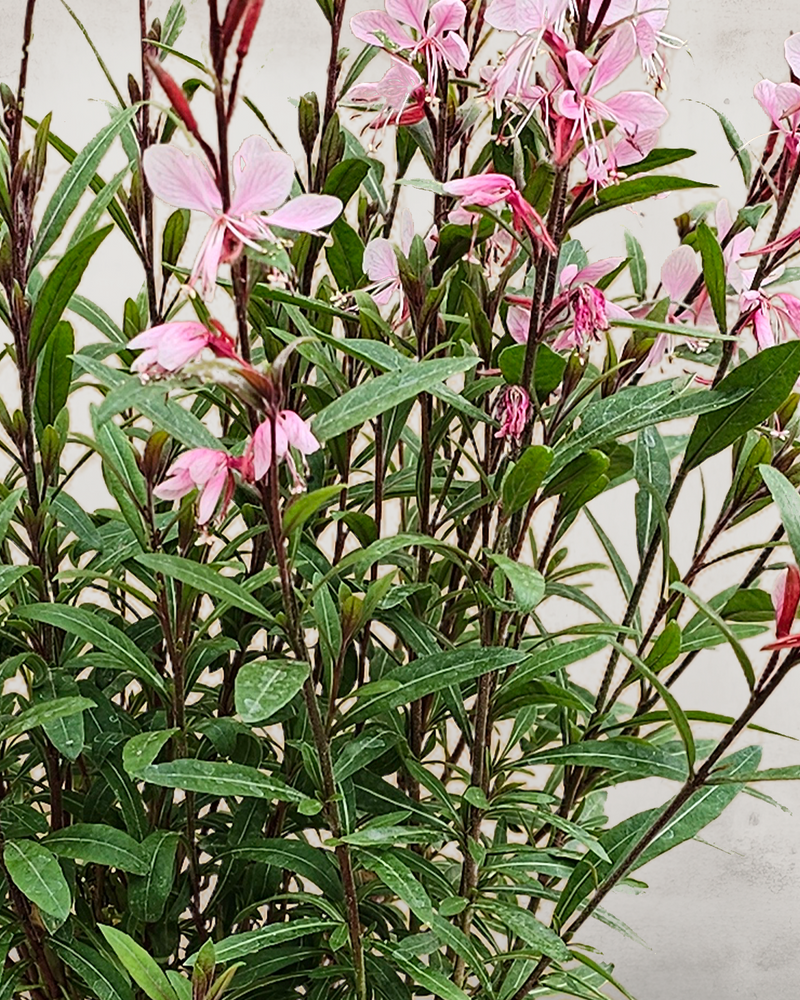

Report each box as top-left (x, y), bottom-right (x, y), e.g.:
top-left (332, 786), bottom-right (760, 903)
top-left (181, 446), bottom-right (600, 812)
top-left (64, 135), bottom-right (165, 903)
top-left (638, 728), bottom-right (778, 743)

top-left (1, 0), bottom-right (799, 995)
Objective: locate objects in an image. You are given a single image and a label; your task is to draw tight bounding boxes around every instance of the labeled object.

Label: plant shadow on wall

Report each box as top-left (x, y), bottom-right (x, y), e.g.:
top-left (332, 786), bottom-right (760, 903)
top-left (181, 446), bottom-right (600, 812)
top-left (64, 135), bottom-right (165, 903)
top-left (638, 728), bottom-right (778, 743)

top-left (4, 0), bottom-right (800, 999)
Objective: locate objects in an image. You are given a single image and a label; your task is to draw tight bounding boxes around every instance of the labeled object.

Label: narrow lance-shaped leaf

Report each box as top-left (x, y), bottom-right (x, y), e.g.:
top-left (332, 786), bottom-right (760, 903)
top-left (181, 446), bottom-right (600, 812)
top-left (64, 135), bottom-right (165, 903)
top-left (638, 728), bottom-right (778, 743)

top-left (695, 221), bottom-right (727, 333)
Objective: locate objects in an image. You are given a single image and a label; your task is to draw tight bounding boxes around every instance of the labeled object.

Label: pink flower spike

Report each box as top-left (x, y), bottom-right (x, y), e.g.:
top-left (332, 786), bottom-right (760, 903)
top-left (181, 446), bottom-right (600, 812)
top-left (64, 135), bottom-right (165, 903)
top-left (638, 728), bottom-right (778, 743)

top-left (154, 447), bottom-right (249, 525)
top-left (143, 136), bottom-right (342, 299)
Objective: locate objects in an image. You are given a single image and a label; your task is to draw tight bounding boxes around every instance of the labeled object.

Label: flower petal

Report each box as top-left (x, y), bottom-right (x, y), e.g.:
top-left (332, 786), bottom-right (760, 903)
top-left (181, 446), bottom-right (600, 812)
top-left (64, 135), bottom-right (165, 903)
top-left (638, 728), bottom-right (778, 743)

top-left (142, 146), bottom-right (222, 215)
top-left (230, 136), bottom-right (294, 214)
top-left (350, 9), bottom-right (413, 47)
top-left (363, 238), bottom-right (399, 282)
top-left (591, 23), bottom-right (637, 94)
top-left (267, 194), bottom-right (342, 233)
top-left (661, 245), bottom-right (699, 304)
top-left (785, 32), bottom-right (800, 79)
top-left (774, 564), bottom-right (800, 638)
top-left (429, 0), bottom-right (467, 36)
top-left (443, 173), bottom-right (514, 203)
top-left (437, 30), bottom-right (470, 70)
top-left (197, 468), bottom-right (228, 524)
top-left (386, 0), bottom-right (428, 31)
top-left (507, 304), bottom-right (530, 343)
top-left (280, 411), bottom-right (320, 455)
top-left (602, 90), bottom-right (668, 130)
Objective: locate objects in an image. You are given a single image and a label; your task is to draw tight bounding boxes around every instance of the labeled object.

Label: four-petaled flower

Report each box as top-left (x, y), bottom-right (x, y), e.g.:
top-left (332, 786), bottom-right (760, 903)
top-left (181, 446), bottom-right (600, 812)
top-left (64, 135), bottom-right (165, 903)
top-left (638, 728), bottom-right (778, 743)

top-left (557, 24), bottom-right (668, 167)
top-left (351, 0), bottom-right (469, 93)
top-left (252, 411), bottom-right (320, 491)
top-left (129, 320), bottom-right (238, 378)
top-left (154, 448), bottom-right (253, 525)
top-left (764, 564), bottom-right (800, 650)
top-left (143, 135), bottom-right (342, 299)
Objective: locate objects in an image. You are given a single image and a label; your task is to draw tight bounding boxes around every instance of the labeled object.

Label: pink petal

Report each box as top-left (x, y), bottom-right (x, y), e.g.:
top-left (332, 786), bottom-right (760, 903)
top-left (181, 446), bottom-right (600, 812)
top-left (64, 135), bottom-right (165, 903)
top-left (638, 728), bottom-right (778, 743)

top-left (153, 470), bottom-right (194, 500)
top-left (251, 420), bottom-right (290, 480)
top-left (267, 194), bottom-right (342, 233)
top-left (774, 293), bottom-right (800, 336)
top-left (774, 565), bottom-right (800, 638)
top-left (786, 32), bottom-right (800, 79)
top-left (661, 245), bottom-right (699, 303)
top-left (613, 127), bottom-right (659, 167)
top-left (565, 50), bottom-right (592, 91)
top-left (754, 80), bottom-right (782, 127)
top-left (190, 221), bottom-right (227, 300)
top-left (573, 257), bottom-right (626, 285)
top-left (753, 303), bottom-right (774, 349)
top-left (443, 173), bottom-right (514, 203)
top-left (588, 0), bottom-right (633, 20)
top-left (560, 264), bottom-right (578, 287)
top-left (142, 146), bottom-right (222, 216)
top-left (197, 468), bottom-right (228, 524)
top-left (350, 9), bottom-right (413, 47)
top-left (280, 411), bottom-right (320, 455)
top-left (386, 0), bottom-right (428, 31)
top-left (557, 90), bottom-right (583, 121)
top-left (399, 209), bottom-right (415, 256)
top-left (429, 0), bottom-right (467, 36)
top-left (634, 17), bottom-right (658, 61)
top-left (507, 304), bottom-right (530, 343)
top-left (486, 0), bottom-right (567, 33)
top-left (186, 449), bottom-right (228, 485)
top-left (438, 31), bottom-right (470, 71)
top-left (602, 90), bottom-right (668, 130)
top-left (363, 238), bottom-right (399, 282)
top-left (591, 24), bottom-right (638, 94)
top-left (763, 633), bottom-right (800, 650)
top-left (229, 136), bottom-right (294, 214)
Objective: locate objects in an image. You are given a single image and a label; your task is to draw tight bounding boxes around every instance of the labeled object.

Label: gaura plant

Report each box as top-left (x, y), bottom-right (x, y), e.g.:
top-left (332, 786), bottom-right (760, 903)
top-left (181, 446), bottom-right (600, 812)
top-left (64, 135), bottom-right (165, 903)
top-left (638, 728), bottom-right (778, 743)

top-left (3, 1), bottom-right (800, 999)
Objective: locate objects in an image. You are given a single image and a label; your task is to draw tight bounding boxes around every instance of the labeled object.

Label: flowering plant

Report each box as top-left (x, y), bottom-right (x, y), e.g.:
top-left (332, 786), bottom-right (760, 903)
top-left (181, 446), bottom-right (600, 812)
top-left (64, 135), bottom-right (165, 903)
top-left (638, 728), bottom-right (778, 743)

top-left (3, 1), bottom-right (800, 999)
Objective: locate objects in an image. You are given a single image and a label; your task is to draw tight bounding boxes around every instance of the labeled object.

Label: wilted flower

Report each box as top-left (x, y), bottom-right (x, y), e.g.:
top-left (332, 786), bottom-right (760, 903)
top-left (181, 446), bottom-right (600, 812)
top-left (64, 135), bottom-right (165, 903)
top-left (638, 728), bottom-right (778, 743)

top-left (496, 385), bottom-right (531, 443)
top-left (143, 135), bottom-right (342, 298)
top-left (154, 448), bottom-right (253, 525)
top-left (763, 564), bottom-right (800, 649)
top-left (442, 173), bottom-right (557, 251)
top-left (251, 411), bottom-right (320, 491)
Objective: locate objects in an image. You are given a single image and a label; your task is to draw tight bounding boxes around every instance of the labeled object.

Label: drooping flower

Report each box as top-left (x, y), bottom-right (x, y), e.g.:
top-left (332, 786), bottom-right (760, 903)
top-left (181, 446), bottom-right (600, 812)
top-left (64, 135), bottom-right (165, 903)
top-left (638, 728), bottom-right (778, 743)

top-left (347, 60), bottom-right (427, 129)
top-left (496, 385), bottom-right (531, 442)
top-left (763, 564), bottom-right (800, 650)
top-left (143, 136), bottom-right (342, 298)
top-left (251, 411), bottom-right (320, 491)
top-left (739, 287), bottom-right (800, 350)
top-left (128, 320), bottom-right (239, 378)
top-left (507, 257), bottom-right (629, 348)
top-left (350, 0), bottom-right (469, 93)
top-left (154, 448), bottom-right (253, 525)
top-left (442, 173), bottom-right (557, 251)
top-left (556, 24), bottom-right (668, 167)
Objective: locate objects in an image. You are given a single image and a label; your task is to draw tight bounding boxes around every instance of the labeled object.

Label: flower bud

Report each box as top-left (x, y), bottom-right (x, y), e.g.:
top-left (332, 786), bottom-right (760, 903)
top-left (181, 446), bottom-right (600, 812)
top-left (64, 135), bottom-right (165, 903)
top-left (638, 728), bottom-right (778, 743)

top-left (298, 92), bottom-right (320, 162)
top-left (127, 74), bottom-right (142, 106)
top-left (39, 425), bottom-right (63, 482)
top-left (145, 53), bottom-right (200, 138)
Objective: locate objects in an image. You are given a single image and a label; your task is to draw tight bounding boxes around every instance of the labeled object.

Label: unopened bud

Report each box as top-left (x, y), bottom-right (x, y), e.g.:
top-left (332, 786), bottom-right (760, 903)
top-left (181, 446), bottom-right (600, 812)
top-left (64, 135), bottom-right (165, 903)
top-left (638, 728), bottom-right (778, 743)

top-left (145, 53), bottom-right (200, 138)
top-left (298, 92), bottom-right (320, 161)
top-left (39, 425), bottom-right (62, 482)
top-left (237, 0), bottom-right (265, 58)
top-left (127, 74), bottom-right (142, 106)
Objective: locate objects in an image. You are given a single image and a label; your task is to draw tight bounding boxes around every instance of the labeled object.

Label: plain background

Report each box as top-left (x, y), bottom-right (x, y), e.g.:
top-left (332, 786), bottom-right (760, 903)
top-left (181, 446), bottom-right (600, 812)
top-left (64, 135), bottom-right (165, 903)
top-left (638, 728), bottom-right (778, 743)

top-left (3, 0), bottom-right (800, 996)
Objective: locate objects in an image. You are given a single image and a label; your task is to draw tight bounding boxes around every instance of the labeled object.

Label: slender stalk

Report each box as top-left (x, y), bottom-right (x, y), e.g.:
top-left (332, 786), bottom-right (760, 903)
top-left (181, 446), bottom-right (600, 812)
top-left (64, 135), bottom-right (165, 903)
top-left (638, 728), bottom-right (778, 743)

top-left (139, 0), bottom-right (158, 324)
top-left (323, 0), bottom-right (346, 134)
top-left (11, 0), bottom-right (37, 163)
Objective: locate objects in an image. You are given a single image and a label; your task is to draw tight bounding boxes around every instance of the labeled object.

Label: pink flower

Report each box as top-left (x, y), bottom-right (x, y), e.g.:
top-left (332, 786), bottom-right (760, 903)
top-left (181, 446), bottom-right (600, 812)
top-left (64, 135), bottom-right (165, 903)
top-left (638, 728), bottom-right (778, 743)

top-left (442, 173), bottom-right (557, 252)
top-left (347, 60), bottom-right (427, 128)
top-left (739, 288), bottom-right (800, 350)
top-left (507, 257), bottom-right (629, 348)
top-left (754, 34), bottom-right (800, 155)
top-left (763, 564), bottom-right (800, 650)
top-left (588, 0), bottom-right (678, 85)
top-left (557, 25), bottom-right (668, 166)
top-left (128, 321), bottom-right (239, 378)
top-left (580, 125), bottom-right (659, 188)
top-left (350, 0), bottom-right (469, 93)
top-left (154, 448), bottom-right (252, 525)
top-left (143, 136), bottom-right (342, 298)
top-left (251, 411), bottom-right (320, 491)
top-left (496, 385), bottom-right (531, 442)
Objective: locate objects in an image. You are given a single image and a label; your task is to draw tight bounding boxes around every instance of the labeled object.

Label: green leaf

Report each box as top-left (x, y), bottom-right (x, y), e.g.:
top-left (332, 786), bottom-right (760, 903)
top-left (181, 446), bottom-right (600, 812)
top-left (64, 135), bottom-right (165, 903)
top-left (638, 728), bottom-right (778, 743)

top-left (44, 824), bottom-right (148, 874)
top-left (645, 621), bottom-right (682, 672)
top-left (29, 226), bottom-right (112, 359)
top-left (0, 566), bottom-right (34, 601)
top-left (377, 944), bottom-right (471, 1000)
top-left (99, 926), bottom-right (179, 1000)
top-left (194, 918), bottom-right (338, 964)
top-left (122, 730), bottom-right (178, 774)
top-left (695, 221), bottom-right (727, 333)
top-left (68, 166), bottom-right (129, 250)
top-left (38, 671), bottom-right (85, 760)
top-left (234, 659), bottom-right (310, 723)
top-left (284, 484), bottom-right (344, 535)
top-left (345, 647), bottom-right (530, 725)
top-left (670, 582), bottom-right (755, 689)
top-left (312, 356), bottom-right (479, 440)
top-left (501, 446), bottom-right (554, 514)
top-left (624, 231), bottom-right (647, 300)
top-left (326, 218), bottom-right (365, 291)
top-left (161, 208), bottom-right (191, 267)
top-left (480, 900), bottom-right (570, 962)
top-left (5, 840), bottom-right (71, 921)
top-left (322, 158), bottom-right (369, 205)
top-left (222, 839), bottom-right (341, 899)
top-left (523, 739), bottom-right (687, 782)
top-left (51, 939), bottom-right (133, 1000)
top-left (683, 342), bottom-right (800, 471)
top-left (128, 831), bottom-right (180, 923)
top-left (0, 696), bottom-right (95, 742)
top-left (35, 320), bottom-right (74, 428)
top-left (570, 176), bottom-right (716, 226)
top-left (554, 745), bottom-right (760, 925)
top-left (759, 465), bottom-right (800, 566)
top-left (697, 102), bottom-right (752, 186)
top-left (138, 759), bottom-right (306, 802)
top-left (134, 553), bottom-right (269, 618)
top-left (32, 106), bottom-right (138, 267)
top-left (633, 426), bottom-right (672, 560)
top-left (488, 554), bottom-right (546, 612)
top-left (16, 603), bottom-right (166, 694)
